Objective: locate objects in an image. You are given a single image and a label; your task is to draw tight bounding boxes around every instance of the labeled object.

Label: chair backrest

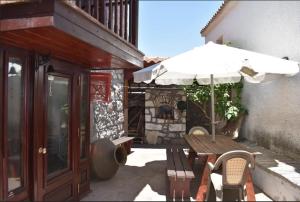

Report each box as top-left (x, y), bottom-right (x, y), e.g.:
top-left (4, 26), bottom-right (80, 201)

top-left (188, 126), bottom-right (209, 136)
top-left (213, 150), bottom-right (255, 187)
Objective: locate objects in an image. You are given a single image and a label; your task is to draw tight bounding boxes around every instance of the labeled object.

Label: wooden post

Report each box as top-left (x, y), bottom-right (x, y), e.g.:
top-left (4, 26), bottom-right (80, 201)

top-left (119, 0), bottom-right (124, 38)
top-left (114, 0), bottom-right (118, 34)
top-left (124, 79), bottom-right (129, 136)
top-left (124, 0), bottom-right (128, 40)
top-left (94, 0), bottom-right (99, 21)
top-left (108, 0), bottom-right (113, 30)
top-left (129, 0), bottom-right (138, 46)
top-left (99, 0), bottom-right (105, 24)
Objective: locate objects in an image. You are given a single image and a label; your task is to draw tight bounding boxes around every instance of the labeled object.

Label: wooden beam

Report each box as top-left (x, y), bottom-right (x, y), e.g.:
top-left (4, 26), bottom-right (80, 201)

top-left (0, 47), bottom-right (3, 201)
top-left (0, 16), bottom-right (54, 31)
top-left (0, 0), bottom-right (54, 19)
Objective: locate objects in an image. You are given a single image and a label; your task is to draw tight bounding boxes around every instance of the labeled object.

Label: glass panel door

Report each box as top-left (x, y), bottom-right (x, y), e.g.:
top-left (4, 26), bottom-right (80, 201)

top-left (7, 57), bottom-right (24, 194)
top-left (46, 74), bottom-right (71, 178)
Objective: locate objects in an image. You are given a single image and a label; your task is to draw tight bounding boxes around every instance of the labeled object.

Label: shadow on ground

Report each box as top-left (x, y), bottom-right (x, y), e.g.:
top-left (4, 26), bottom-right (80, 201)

top-left (82, 149), bottom-right (168, 201)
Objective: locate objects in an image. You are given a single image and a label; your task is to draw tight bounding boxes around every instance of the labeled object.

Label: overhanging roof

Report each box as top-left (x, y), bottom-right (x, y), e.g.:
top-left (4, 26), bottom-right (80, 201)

top-left (200, 1), bottom-right (237, 37)
top-left (0, 1), bottom-right (144, 69)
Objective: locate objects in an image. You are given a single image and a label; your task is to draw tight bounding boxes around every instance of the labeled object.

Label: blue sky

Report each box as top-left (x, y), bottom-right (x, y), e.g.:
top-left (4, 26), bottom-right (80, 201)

top-left (138, 1), bottom-right (223, 57)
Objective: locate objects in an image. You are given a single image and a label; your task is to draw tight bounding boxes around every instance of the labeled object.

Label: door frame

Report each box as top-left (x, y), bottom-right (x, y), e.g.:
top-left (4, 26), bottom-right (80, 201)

top-left (78, 72), bottom-right (91, 197)
top-left (0, 46), bottom-right (90, 201)
top-left (0, 45), bottom-right (30, 201)
top-left (0, 46), bottom-right (4, 201)
top-left (33, 56), bottom-right (84, 201)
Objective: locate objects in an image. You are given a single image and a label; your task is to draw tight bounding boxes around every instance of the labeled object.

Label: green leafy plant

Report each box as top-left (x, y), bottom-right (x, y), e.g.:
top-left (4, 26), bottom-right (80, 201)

top-left (183, 79), bottom-right (247, 122)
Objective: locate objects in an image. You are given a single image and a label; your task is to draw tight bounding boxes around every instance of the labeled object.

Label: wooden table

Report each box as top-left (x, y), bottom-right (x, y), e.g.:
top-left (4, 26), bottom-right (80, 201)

top-left (184, 134), bottom-right (256, 201)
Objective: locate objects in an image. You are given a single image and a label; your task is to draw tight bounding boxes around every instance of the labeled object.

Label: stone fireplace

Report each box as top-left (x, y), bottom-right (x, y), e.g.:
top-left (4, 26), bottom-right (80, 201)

top-left (145, 87), bottom-right (186, 144)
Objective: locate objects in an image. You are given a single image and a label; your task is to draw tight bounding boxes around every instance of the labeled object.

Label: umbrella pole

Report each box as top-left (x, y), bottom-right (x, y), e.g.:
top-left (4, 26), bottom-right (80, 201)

top-left (211, 74), bottom-right (216, 142)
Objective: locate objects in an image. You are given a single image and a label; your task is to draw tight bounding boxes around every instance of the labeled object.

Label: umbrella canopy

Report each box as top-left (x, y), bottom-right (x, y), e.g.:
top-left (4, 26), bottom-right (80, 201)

top-left (134, 42), bottom-right (299, 84)
top-left (133, 41), bottom-right (299, 141)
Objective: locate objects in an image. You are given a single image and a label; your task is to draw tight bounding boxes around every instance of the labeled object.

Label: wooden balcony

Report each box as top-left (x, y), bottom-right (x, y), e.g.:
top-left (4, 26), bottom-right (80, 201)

top-left (0, 0), bottom-right (143, 69)
top-left (74, 0), bottom-right (138, 47)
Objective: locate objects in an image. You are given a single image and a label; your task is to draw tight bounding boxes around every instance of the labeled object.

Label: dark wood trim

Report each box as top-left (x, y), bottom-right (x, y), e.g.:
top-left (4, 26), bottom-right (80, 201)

top-left (27, 51), bottom-right (35, 201)
top-left (0, 16), bottom-right (54, 32)
top-left (1, 46), bottom-right (30, 201)
top-left (0, 47), bottom-right (4, 201)
top-left (32, 54), bottom-right (46, 201)
top-left (0, 0), bottom-right (54, 19)
top-left (78, 72), bottom-right (90, 197)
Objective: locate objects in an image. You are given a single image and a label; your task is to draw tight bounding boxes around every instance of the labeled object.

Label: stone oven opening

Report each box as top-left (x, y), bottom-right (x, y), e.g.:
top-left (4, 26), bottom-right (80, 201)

top-left (156, 104), bottom-right (174, 119)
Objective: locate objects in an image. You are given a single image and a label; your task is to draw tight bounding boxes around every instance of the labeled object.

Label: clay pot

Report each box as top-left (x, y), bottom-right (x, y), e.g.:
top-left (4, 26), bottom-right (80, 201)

top-left (90, 138), bottom-right (127, 180)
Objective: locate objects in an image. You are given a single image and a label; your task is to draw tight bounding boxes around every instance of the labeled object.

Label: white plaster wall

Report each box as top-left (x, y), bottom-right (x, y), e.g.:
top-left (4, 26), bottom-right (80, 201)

top-left (204, 1), bottom-right (300, 156)
top-left (253, 165), bottom-right (300, 201)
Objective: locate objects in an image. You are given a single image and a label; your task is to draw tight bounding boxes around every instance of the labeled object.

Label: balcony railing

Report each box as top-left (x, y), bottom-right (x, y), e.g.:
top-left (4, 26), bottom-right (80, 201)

top-left (74, 0), bottom-right (138, 47)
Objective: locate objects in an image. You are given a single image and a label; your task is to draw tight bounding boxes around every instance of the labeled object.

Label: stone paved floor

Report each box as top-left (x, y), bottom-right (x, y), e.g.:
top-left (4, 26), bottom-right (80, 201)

top-left (82, 146), bottom-right (272, 201)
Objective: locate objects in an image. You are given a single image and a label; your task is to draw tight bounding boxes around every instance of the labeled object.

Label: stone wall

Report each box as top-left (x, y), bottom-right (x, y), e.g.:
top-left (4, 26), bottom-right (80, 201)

top-left (90, 69), bottom-right (124, 143)
top-left (145, 88), bottom-right (186, 144)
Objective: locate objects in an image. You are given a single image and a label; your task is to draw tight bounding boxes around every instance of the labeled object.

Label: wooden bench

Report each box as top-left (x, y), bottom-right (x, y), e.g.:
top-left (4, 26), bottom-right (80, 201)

top-left (112, 136), bottom-right (134, 154)
top-left (166, 147), bottom-right (195, 200)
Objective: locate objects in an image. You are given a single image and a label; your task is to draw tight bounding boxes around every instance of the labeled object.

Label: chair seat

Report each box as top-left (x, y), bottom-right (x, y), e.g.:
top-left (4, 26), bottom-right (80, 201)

top-left (210, 172), bottom-right (247, 201)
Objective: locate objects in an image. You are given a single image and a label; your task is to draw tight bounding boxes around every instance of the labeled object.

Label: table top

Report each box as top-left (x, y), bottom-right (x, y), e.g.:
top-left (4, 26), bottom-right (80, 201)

top-left (184, 134), bottom-right (254, 155)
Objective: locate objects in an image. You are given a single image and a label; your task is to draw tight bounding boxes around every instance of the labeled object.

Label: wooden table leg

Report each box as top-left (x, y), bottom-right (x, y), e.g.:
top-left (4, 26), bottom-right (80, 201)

top-left (187, 149), bottom-right (197, 167)
top-left (196, 154), bottom-right (217, 202)
top-left (245, 169), bottom-right (256, 201)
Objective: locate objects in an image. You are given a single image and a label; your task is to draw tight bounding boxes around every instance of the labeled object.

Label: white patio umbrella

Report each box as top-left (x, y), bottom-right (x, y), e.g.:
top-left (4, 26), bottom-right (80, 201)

top-left (133, 41), bottom-right (299, 142)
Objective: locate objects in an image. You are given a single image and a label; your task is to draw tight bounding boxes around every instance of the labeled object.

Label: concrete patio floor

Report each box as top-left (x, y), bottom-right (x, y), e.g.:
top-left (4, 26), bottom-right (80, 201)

top-left (82, 146), bottom-right (272, 201)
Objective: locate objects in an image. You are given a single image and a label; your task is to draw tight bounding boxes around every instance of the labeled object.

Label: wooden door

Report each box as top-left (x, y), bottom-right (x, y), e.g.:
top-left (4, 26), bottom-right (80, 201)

top-left (78, 73), bottom-right (90, 197)
top-left (1, 47), bottom-right (30, 201)
top-left (33, 59), bottom-right (78, 201)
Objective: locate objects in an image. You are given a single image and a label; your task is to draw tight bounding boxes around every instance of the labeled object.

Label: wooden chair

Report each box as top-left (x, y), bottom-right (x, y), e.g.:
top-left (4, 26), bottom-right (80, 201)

top-left (205, 150), bottom-right (255, 201)
top-left (188, 126), bottom-right (209, 166)
top-left (188, 126), bottom-right (209, 136)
